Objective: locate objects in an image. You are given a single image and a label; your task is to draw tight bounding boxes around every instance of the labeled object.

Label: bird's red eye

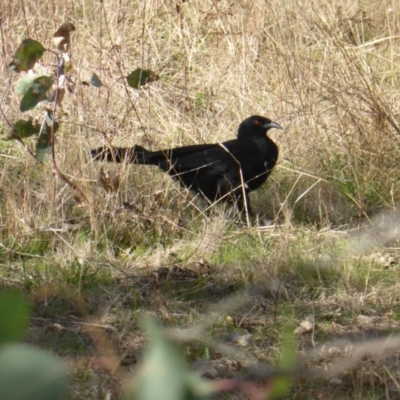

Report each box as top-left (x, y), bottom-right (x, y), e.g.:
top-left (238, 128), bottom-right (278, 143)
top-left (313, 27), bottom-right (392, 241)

top-left (254, 120), bottom-right (261, 126)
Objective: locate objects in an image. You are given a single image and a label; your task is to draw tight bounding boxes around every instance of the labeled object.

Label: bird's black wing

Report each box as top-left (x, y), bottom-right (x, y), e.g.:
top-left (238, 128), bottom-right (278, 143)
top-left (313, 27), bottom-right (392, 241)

top-left (201, 141), bottom-right (247, 200)
top-left (147, 141), bottom-right (242, 202)
top-left (148, 143), bottom-right (219, 170)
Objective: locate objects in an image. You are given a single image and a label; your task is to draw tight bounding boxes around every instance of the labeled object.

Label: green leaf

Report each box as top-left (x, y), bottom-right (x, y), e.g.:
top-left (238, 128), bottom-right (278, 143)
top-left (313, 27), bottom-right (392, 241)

top-left (125, 318), bottom-right (213, 400)
top-left (46, 112), bottom-right (60, 134)
top-left (90, 73), bottom-right (102, 88)
top-left (35, 113), bottom-right (59, 161)
top-left (9, 39), bottom-right (46, 73)
top-left (3, 119), bottom-right (41, 141)
top-left (35, 125), bottom-right (56, 163)
top-left (20, 76), bottom-right (53, 112)
top-left (14, 73), bottom-right (40, 96)
top-left (0, 291), bottom-right (30, 343)
top-left (36, 131), bottom-right (52, 161)
top-left (0, 344), bottom-right (67, 400)
top-left (14, 119), bottom-right (41, 138)
top-left (126, 69), bottom-right (159, 89)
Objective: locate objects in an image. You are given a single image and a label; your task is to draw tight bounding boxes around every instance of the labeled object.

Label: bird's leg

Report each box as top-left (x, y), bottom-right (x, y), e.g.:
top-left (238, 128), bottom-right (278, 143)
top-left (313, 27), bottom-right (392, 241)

top-left (236, 192), bottom-right (253, 227)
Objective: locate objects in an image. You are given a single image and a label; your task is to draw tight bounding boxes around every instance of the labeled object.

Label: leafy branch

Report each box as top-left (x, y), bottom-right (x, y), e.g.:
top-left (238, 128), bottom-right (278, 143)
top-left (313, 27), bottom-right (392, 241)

top-left (1, 23), bottom-right (160, 202)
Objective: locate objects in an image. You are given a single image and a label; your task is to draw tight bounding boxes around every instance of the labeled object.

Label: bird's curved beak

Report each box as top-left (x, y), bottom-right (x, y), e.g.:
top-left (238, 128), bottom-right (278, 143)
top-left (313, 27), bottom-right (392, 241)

top-left (264, 121), bottom-right (283, 130)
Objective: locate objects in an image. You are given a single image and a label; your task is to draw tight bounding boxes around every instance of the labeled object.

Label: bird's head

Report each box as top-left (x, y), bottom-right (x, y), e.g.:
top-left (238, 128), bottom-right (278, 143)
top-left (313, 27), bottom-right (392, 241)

top-left (238, 115), bottom-right (282, 140)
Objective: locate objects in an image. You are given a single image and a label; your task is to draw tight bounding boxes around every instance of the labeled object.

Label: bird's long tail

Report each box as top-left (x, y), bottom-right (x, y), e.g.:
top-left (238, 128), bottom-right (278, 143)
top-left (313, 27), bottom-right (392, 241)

top-left (91, 146), bottom-right (156, 165)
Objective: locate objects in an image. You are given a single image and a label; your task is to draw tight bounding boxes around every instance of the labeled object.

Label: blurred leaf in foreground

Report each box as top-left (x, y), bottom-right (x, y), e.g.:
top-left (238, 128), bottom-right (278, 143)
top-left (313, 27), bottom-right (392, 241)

top-left (0, 291), bottom-right (30, 343)
top-left (0, 344), bottom-right (67, 400)
top-left (125, 318), bottom-right (213, 400)
top-left (269, 323), bottom-right (296, 400)
top-left (9, 39), bottom-right (46, 73)
top-left (126, 69), bottom-right (159, 89)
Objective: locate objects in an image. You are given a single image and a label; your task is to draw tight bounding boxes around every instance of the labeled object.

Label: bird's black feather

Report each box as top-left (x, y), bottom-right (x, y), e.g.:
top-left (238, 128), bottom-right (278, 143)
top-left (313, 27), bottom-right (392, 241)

top-left (91, 115), bottom-right (282, 215)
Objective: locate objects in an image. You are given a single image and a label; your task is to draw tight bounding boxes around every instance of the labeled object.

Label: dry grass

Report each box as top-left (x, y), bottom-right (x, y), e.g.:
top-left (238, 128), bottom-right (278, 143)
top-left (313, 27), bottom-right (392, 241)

top-left (1, 0), bottom-right (400, 398)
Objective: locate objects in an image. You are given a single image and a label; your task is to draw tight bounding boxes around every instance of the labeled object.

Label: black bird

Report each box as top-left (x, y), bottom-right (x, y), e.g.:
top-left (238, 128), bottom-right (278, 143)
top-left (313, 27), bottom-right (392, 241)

top-left (91, 115), bottom-right (282, 216)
